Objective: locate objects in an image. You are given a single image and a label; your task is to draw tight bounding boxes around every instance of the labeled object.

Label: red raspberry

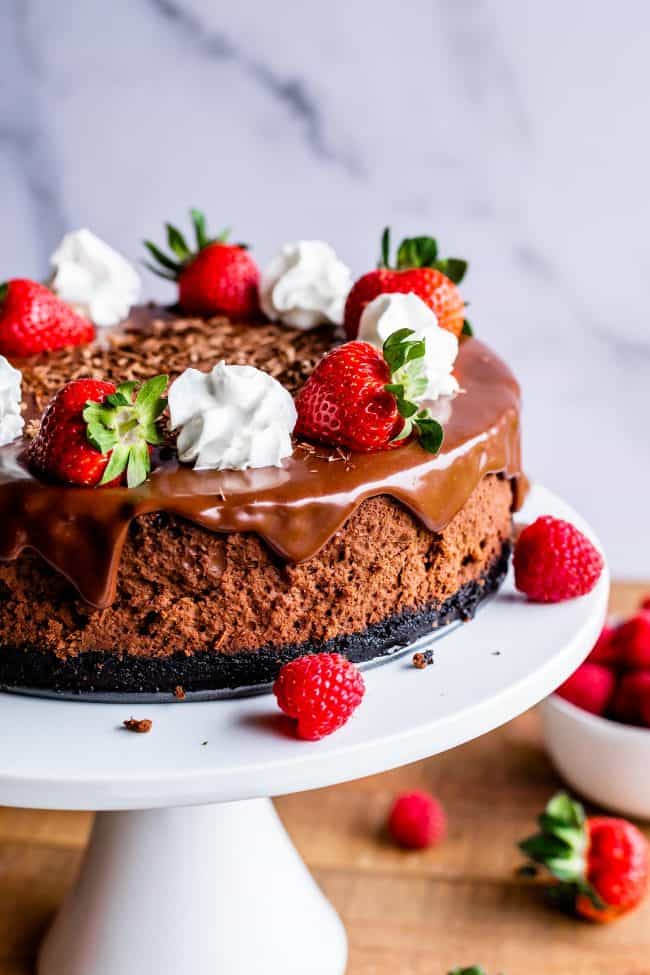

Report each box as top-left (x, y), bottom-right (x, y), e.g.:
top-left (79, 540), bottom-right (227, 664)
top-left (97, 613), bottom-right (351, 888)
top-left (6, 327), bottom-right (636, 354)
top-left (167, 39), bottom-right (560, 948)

top-left (513, 515), bottom-right (604, 603)
top-left (610, 613), bottom-right (650, 670)
top-left (273, 653), bottom-right (365, 741)
top-left (387, 791), bottom-right (447, 850)
top-left (611, 671), bottom-right (650, 727)
top-left (588, 624), bottom-right (619, 666)
top-left (556, 662), bottom-right (615, 716)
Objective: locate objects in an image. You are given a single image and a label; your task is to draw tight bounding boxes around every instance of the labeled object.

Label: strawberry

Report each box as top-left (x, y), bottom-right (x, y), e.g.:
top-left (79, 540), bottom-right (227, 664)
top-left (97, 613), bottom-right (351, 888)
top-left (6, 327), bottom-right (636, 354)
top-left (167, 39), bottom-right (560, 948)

top-left (144, 209), bottom-right (259, 318)
top-left (513, 515), bottom-right (604, 603)
top-left (520, 792), bottom-right (649, 923)
top-left (556, 662), bottom-right (616, 716)
top-left (0, 279), bottom-right (94, 357)
top-left (610, 612), bottom-right (650, 669)
top-left (611, 671), bottom-right (650, 727)
top-left (387, 791), bottom-right (447, 850)
top-left (29, 374), bottom-right (168, 488)
top-left (344, 228), bottom-right (469, 340)
top-left (295, 330), bottom-right (444, 454)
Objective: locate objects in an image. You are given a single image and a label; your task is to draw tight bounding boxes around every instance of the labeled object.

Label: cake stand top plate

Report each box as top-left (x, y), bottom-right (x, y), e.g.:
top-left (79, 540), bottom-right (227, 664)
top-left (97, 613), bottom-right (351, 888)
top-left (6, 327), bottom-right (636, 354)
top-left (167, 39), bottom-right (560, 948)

top-left (0, 484), bottom-right (608, 811)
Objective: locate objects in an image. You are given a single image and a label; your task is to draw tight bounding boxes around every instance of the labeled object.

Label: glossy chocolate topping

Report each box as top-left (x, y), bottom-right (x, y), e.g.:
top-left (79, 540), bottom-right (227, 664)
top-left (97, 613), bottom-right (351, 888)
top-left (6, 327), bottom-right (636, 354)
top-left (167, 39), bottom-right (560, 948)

top-left (0, 315), bottom-right (522, 609)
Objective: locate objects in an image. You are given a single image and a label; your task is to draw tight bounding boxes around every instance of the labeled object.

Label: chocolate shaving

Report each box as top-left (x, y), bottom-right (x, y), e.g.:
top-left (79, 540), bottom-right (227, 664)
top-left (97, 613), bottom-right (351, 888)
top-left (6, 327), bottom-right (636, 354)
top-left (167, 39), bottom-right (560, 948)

top-left (18, 309), bottom-right (336, 420)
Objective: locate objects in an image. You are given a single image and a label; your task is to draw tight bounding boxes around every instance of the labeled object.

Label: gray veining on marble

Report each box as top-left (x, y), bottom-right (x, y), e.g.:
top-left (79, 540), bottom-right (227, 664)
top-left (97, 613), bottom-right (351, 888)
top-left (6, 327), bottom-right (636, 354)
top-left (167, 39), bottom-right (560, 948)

top-left (0, 0), bottom-right (648, 575)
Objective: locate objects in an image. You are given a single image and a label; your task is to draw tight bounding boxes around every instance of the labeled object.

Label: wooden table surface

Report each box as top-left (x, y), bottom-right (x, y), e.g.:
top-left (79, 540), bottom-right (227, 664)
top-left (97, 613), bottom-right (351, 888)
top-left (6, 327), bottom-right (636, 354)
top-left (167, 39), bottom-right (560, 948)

top-left (1, 583), bottom-right (648, 975)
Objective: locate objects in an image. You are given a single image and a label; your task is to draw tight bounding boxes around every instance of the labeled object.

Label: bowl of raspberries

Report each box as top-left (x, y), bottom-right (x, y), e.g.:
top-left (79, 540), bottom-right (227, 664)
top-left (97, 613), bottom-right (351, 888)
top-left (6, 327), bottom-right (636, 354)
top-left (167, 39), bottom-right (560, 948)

top-left (541, 595), bottom-right (650, 819)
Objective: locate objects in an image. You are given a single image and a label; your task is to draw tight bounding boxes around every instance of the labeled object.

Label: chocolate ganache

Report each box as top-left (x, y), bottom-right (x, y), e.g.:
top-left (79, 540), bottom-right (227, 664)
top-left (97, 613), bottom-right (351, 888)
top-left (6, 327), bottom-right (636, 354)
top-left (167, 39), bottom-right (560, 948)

top-left (0, 309), bottom-right (522, 611)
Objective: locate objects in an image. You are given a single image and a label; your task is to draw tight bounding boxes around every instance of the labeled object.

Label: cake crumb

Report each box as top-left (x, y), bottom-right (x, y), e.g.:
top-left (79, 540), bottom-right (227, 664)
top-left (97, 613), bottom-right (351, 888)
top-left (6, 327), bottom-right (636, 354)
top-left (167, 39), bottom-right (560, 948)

top-left (123, 717), bottom-right (153, 734)
top-left (24, 419), bottom-right (41, 441)
top-left (413, 649), bottom-right (434, 669)
top-left (173, 685), bottom-right (186, 701)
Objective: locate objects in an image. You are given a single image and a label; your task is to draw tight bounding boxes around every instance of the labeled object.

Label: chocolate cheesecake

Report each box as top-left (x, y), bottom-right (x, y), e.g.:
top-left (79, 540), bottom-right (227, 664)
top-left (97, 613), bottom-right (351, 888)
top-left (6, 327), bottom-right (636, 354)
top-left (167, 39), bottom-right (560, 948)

top-left (0, 306), bottom-right (524, 694)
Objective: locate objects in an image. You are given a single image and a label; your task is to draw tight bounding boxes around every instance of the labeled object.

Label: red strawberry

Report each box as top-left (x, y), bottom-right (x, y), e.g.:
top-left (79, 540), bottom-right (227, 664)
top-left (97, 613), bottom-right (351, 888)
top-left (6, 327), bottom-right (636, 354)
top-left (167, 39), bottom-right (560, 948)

top-left (610, 612), bottom-right (650, 669)
top-left (387, 791), bottom-right (447, 850)
top-left (513, 515), bottom-right (604, 603)
top-left (587, 623), bottom-right (618, 665)
top-left (556, 662), bottom-right (615, 716)
top-left (0, 279), bottom-right (94, 358)
top-left (344, 228), bottom-right (469, 340)
top-left (29, 374), bottom-right (168, 488)
top-left (145, 209), bottom-right (259, 318)
top-left (611, 671), bottom-right (650, 727)
top-left (295, 331), bottom-right (444, 454)
top-left (273, 652), bottom-right (365, 740)
top-left (520, 792), bottom-right (649, 923)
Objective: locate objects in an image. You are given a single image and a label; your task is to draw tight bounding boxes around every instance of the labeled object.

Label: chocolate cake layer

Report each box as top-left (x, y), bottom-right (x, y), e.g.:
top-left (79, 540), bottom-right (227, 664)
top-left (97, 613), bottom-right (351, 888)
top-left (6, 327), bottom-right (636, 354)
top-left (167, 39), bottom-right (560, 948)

top-left (0, 474), bottom-right (514, 691)
top-left (0, 544), bottom-right (510, 694)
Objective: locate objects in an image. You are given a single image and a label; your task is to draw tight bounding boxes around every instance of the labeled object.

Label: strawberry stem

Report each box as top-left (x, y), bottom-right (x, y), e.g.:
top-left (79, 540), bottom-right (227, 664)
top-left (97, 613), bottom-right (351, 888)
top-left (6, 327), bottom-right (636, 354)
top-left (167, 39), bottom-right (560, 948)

top-left (143, 210), bottom-right (232, 281)
top-left (519, 792), bottom-right (605, 912)
top-left (381, 329), bottom-right (444, 455)
top-left (377, 229), bottom-right (468, 283)
top-left (83, 374), bottom-right (168, 488)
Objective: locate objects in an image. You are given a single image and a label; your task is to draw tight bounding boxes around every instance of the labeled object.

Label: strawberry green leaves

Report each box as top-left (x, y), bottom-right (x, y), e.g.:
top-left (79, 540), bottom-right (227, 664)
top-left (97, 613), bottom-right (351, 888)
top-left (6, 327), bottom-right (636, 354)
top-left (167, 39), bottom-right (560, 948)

top-left (379, 227), bottom-right (468, 284)
top-left (382, 328), bottom-right (444, 455)
top-left (519, 792), bottom-right (604, 911)
top-left (462, 319), bottom-right (474, 336)
top-left (83, 374), bottom-right (168, 488)
top-left (143, 209), bottom-right (230, 282)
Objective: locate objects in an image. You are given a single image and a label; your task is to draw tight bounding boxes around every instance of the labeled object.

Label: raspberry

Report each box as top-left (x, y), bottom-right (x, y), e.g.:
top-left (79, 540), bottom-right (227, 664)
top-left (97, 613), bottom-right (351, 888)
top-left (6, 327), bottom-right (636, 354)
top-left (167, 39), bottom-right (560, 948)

top-left (273, 653), bottom-right (365, 741)
top-left (588, 624), bottom-right (619, 665)
top-left (388, 791), bottom-right (447, 850)
top-left (611, 671), bottom-right (650, 727)
top-left (610, 613), bottom-right (650, 670)
top-left (513, 515), bottom-right (604, 603)
top-left (556, 662), bottom-right (615, 716)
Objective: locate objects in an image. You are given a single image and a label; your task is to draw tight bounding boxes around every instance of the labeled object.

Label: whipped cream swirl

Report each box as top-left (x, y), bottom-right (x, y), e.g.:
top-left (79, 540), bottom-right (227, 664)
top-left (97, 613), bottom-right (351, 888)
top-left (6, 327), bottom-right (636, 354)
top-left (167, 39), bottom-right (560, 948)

top-left (358, 292), bottom-right (459, 401)
top-left (168, 362), bottom-right (297, 472)
top-left (0, 356), bottom-right (24, 447)
top-left (50, 228), bottom-right (141, 327)
top-left (260, 240), bottom-right (352, 330)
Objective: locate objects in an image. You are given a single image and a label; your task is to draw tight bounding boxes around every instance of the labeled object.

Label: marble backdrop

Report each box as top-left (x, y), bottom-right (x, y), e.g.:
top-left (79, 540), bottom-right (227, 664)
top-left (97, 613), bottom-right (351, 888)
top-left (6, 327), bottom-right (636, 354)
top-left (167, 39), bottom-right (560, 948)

top-left (1, 0), bottom-right (648, 576)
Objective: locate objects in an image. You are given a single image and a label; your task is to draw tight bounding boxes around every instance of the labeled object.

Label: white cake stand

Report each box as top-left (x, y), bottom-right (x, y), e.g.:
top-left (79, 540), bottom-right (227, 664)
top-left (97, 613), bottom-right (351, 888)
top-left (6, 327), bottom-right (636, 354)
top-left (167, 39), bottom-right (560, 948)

top-left (0, 485), bottom-right (608, 975)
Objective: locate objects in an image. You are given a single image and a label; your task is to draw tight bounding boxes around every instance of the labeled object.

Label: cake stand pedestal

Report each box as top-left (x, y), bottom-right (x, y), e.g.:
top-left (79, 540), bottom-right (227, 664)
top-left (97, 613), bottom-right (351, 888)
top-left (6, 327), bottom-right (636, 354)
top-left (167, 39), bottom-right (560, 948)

top-left (0, 486), bottom-right (608, 975)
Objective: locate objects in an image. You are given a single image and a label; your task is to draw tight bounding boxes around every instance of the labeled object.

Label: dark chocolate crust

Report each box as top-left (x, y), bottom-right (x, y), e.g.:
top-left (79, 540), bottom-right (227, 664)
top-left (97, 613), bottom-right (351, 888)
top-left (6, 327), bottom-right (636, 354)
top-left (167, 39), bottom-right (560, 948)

top-left (0, 541), bottom-right (510, 695)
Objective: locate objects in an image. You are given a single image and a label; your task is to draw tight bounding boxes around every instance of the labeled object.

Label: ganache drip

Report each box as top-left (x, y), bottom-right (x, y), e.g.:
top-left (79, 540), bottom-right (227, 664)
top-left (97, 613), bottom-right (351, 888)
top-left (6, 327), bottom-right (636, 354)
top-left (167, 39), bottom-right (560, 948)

top-left (0, 312), bottom-right (523, 609)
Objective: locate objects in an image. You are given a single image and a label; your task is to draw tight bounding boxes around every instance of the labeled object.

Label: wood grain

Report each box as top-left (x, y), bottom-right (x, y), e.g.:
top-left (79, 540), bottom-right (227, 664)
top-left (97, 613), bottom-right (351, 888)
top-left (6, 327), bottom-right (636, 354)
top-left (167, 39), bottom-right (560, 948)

top-left (1, 582), bottom-right (648, 974)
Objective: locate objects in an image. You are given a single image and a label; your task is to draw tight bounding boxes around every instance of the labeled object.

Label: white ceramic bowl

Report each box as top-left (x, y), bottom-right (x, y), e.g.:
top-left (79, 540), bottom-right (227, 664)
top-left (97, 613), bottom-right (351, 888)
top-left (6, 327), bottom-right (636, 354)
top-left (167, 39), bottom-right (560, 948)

top-left (541, 694), bottom-right (650, 819)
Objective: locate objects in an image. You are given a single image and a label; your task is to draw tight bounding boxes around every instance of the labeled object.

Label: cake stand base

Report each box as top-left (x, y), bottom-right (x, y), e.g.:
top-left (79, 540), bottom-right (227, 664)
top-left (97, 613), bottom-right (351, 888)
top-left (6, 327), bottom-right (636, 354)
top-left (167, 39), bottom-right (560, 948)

top-left (0, 487), bottom-right (605, 975)
top-left (38, 798), bottom-right (347, 975)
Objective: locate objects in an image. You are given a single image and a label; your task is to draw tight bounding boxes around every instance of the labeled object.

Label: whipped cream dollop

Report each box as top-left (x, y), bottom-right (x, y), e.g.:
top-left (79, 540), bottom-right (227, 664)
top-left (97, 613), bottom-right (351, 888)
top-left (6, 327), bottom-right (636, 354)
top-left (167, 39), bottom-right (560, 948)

top-left (260, 240), bottom-right (352, 330)
top-left (358, 292), bottom-right (459, 401)
top-left (168, 361), bottom-right (297, 472)
top-left (50, 228), bottom-right (141, 327)
top-left (0, 356), bottom-right (24, 447)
